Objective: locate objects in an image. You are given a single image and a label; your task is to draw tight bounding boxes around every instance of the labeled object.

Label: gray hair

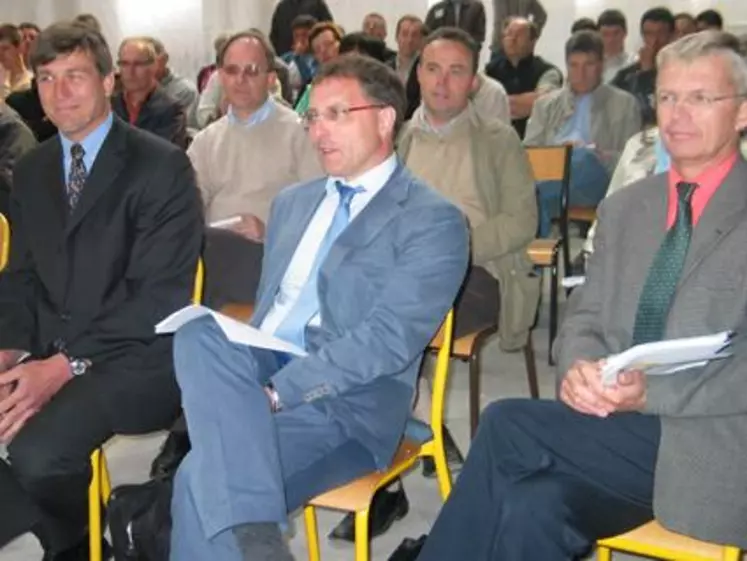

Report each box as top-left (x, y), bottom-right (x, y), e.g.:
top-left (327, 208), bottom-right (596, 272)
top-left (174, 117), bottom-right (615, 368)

top-left (656, 30), bottom-right (747, 95)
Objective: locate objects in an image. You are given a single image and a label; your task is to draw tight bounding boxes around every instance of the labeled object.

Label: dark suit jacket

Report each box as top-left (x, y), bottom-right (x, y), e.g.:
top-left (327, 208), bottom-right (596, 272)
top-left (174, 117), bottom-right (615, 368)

top-left (0, 106), bottom-right (36, 180)
top-left (0, 116), bottom-right (202, 392)
top-left (270, 0), bottom-right (334, 56)
top-left (426, 0), bottom-right (487, 48)
top-left (5, 81), bottom-right (58, 142)
top-left (111, 87), bottom-right (187, 149)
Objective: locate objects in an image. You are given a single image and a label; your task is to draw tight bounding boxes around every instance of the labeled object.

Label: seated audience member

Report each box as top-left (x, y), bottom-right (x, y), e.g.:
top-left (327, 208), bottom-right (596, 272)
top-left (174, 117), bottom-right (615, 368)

top-left (525, 30), bottom-right (641, 237)
top-left (426, 0), bottom-right (487, 50)
top-left (696, 9), bottom-right (724, 31)
top-left (673, 12), bottom-right (697, 40)
top-left (196, 31), bottom-right (293, 129)
top-left (5, 79), bottom-right (57, 141)
top-left (0, 24), bottom-right (34, 99)
top-left (189, 30), bottom-right (321, 238)
top-left (598, 9), bottom-right (636, 83)
top-left (17, 23), bottom-right (40, 68)
top-left (339, 32), bottom-right (389, 62)
top-left (490, 0), bottom-right (547, 56)
top-left (571, 17), bottom-right (597, 34)
top-left (111, 37), bottom-right (187, 147)
top-left (0, 22), bottom-right (202, 559)
top-left (169, 54), bottom-right (469, 561)
top-left (0, 101), bottom-right (36, 183)
top-left (269, 0), bottom-right (333, 56)
top-left (612, 7), bottom-right (674, 127)
top-left (282, 15), bottom-right (319, 101)
top-left (293, 21), bottom-right (342, 114)
top-left (485, 17), bottom-right (562, 139)
top-left (361, 12), bottom-right (396, 60)
top-left (150, 37), bottom-right (199, 128)
top-left (394, 30), bottom-right (747, 561)
top-left (388, 15), bottom-right (426, 85)
top-left (72, 13), bottom-right (102, 32)
top-left (197, 33), bottom-right (228, 93)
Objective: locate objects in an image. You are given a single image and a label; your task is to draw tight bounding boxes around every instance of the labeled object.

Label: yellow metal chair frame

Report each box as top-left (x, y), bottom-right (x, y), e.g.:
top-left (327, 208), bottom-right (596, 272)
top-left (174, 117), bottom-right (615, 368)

top-left (88, 258), bottom-right (205, 561)
top-left (303, 310), bottom-right (455, 561)
top-left (0, 212), bottom-right (10, 271)
top-left (597, 520), bottom-right (741, 561)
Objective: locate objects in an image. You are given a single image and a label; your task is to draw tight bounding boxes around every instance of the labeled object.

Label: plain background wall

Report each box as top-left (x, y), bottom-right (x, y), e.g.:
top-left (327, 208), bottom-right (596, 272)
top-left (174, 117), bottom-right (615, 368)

top-left (3, 0), bottom-right (746, 83)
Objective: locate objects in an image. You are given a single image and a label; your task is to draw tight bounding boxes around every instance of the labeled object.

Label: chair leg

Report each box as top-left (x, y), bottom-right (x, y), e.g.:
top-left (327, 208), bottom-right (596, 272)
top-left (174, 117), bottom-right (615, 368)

top-left (548, 250), bottom-right (559, 366)
top-left (468, 355), bottom-right (480, 440)
top-left (89, 450), bottom-right (103, 561)
top-left (724, 545), bottom-right (742, 561)
top-left (595, 545), bottom-right (612, 561)
top-left (354, 509), bottom-right (370, 561)
top-left (523, 335), bottom-right (539, 399)
top-left (100, 452), bottom-right (111, 504)
top-left (303, 506), bottom-right (321, 561)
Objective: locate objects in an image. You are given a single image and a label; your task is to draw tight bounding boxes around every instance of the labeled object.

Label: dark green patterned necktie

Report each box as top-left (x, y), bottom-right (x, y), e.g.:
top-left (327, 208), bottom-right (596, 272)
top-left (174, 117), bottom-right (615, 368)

top-left (631, 182), bottom-right (698, 345)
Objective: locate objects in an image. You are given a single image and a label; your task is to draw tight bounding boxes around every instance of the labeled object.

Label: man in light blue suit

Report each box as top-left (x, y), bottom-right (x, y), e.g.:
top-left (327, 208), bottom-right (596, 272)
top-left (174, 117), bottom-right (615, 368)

top-left (169, 54), bottom-right (470, 560)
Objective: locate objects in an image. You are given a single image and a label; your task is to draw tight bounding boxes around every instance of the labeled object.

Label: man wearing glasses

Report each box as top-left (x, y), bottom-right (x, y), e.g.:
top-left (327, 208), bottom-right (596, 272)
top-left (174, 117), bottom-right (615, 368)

top-left (169, 54), bottom-right (469, 560)
top-left (111, 37), bottom-right (187, 147)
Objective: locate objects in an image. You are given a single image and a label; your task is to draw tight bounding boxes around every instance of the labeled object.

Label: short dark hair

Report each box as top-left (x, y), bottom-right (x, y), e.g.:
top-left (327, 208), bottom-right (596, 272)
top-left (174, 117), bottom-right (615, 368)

top-left (696, 9), bottom-right (724, 30)
top-left (565, 30), bottom-right (604, 60)
top-left (291, 15), bottom-right (318, 32)
top-left (640, 7), bottom-right (675, 33)
top-left (31, 22), bottom-right (113, 76)
top-left (339, 33), bottom-right (388, 62)
top-left (421, 27), bottom-right (480, 74)
top-left (312, 54), bottom-right (406, 139)
top-left (597, 9), bottom-right (627, 33)
top-left (395, 14), bottom-right (424, 37)
top-left (217, 30), bottom-right (276, 70)
top-left (18, 22), bottom-right (41, 34)
top-left (309, 21), bottom-right (343, 46)
top-left (72, 13), bottom-right (102, 33)
top-left (571, 18), bottom-right (598, 34)
top-left (0, 24), bottom-right (22, 47)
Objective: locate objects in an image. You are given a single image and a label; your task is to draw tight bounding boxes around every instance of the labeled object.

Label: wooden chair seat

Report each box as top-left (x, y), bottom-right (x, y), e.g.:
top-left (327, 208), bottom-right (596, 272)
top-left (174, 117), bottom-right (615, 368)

top-left (308, 439), bottom-right (421, 512)
top-left (597, 520), bottom-right (741, 561)
top-left (568, 206), bottom-right (597, 223)
top-left (220, 302), bottom-right (254, 322)
top-left (428, 324), bottom-right (497, 358)
top-left (527, 238), bottom-right (560, 267)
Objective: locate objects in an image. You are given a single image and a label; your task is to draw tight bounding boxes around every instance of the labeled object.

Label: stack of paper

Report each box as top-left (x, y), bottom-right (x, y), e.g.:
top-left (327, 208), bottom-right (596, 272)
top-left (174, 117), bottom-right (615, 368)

top-left (155, 305), bottom-right (307, 356)
top-left (601, 331), bottom-right (733, 385)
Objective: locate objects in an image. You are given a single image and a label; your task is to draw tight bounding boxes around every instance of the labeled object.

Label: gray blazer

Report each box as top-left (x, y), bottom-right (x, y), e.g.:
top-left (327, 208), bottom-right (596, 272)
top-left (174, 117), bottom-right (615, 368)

top-left (554, 157), bottom-right (747, 547)
top-left (251, 163), bottom-right (469, 467)
top-left (523, 83), bottom-right (641, 171)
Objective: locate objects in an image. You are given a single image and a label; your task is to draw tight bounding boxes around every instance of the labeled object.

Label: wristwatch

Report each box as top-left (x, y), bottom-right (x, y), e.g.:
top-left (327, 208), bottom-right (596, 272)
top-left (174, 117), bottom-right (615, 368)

top-left (67, 356), bottom-right (92, 376)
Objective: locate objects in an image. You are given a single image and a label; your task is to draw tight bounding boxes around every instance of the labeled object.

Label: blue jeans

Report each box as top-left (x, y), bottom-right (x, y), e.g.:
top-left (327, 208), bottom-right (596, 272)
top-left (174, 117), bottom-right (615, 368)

top-left (536, 147), bottom-right (610, 238)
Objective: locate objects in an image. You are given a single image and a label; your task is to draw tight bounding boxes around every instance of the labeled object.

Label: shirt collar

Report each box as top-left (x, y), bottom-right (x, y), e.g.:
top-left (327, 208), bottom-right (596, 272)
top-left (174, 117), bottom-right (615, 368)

top-left (326, 153), bottom-right (398, 197)
top-left (227, 97), bottom-right (275, 128)
top-left (59, 111), bottom-right (114, 164)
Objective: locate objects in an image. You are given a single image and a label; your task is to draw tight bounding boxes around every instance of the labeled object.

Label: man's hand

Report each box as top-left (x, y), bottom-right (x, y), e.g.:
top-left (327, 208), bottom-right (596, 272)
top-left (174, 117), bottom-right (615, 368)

top-left (603, 370), bottom-right (647, 412)
top-left (0, 350), bottom-right (25, 373)
top-left (560, 359), bottom-right (618, 417)
top-left (0, 354), bottom-right (72, 443)
top-left (231, 214), bottom-right (266, 242)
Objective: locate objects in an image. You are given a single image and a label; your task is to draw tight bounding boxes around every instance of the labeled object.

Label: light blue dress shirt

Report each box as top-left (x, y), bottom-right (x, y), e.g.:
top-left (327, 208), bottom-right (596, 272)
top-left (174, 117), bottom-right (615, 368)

top-left (554, 93), bottom-right (592, 145)
top-left (59, 111), bottom-right (114, 183)
top-left (654, 134), bottom-right (671, 174)
top-left (226, 97), bottom-right (275, 128)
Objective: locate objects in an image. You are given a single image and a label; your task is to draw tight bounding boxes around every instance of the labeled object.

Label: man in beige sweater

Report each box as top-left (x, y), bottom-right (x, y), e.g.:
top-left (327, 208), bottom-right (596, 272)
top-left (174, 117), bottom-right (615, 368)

top-left (187, 30), bottom-right (321, 242)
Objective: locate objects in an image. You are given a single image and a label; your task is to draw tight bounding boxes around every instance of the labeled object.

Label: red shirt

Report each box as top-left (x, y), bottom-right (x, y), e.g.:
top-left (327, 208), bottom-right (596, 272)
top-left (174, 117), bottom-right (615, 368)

top-left (666, 152), bottom-right (738, 228)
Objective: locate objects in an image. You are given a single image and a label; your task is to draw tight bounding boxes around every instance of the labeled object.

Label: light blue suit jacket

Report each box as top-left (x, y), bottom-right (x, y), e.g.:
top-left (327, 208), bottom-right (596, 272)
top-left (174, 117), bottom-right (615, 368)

top-left (251, 162), bottom-right (469, 467)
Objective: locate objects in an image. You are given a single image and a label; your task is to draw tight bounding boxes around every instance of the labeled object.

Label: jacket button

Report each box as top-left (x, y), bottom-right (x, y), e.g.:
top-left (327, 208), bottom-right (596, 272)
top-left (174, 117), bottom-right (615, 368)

top-left (60, 312), bottom-right (71, 322)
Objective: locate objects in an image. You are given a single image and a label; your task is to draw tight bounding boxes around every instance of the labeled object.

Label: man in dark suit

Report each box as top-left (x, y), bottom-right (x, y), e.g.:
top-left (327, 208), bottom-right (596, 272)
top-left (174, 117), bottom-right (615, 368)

top-left (0, 22), bottom-right (202, 560)
top-left (0, 102), bottom-right (36, 217)
top-left (426, 0), bottom-right (486, 50)
top-left (111, 37), bottom-right (187, 148)
top-left (5, 79), bottom-right (58, 142)
top-left (169, 54), bottom-right (469, 560)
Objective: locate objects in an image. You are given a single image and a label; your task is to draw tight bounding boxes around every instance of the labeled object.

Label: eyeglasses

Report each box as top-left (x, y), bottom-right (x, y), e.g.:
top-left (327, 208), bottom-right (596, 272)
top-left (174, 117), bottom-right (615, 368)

top-left (117, 59), bottom-right (153, 69)
top-left (655, 91), bottom-right (747, 108)
top-left (301, 104), bottom-right (387, 128)
top-left (222, 63), bottom-right (270, 79)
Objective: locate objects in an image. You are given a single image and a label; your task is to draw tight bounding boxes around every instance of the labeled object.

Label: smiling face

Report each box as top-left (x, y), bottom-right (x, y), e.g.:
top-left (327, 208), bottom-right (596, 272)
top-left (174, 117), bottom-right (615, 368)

top-left (657, 54), bottom-right (747, 175)
top-left (36, 48), bottom-right (114, 142)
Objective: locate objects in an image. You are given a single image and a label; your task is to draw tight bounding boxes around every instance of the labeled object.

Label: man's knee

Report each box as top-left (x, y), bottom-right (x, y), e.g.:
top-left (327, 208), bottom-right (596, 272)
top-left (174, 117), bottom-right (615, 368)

top-left (174, 315), bottom-right (224, 384)
top-left (7, 428), bottom-right (87, 490)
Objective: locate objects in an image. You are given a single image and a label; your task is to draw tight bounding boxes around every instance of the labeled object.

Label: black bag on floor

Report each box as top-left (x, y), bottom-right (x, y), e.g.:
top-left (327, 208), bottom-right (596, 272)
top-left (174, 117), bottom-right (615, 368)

top-left (107, 475), bottom-right (174, 561)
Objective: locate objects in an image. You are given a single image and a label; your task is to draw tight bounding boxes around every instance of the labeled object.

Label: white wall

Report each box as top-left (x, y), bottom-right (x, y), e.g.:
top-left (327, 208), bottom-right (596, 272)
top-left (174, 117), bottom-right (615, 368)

top-left (4, 0), bottom-right (746, 80)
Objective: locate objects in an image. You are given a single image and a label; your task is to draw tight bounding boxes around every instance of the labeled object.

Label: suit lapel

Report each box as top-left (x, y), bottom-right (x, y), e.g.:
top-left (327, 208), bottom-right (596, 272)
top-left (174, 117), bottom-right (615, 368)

top-left (65, 118), bottom-right (127, 235)
top-left (37, 139), bottom-right (67, 235)
top-left (680, 158), bottom-right (747, 284)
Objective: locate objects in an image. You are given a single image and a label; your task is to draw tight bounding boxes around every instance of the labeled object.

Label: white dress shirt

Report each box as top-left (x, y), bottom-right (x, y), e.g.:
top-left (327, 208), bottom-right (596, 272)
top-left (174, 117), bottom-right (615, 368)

top-left (260, 154), bottom-right (399, 335)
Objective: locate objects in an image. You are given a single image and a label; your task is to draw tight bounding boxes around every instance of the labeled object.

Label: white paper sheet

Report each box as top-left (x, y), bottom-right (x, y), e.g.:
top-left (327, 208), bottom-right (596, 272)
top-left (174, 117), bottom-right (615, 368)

top-left (209, 215), bottom-right (242, 229)
top-left (562, 275), bottom-right (586, 288)
top-left (155, 305), bottom-right (307, 356)
top-left (601, 331), bottom-right (733, 385)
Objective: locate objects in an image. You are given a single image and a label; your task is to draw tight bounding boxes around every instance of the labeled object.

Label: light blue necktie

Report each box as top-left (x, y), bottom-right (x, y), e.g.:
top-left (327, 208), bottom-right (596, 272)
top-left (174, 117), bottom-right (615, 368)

top-left (274, 181), bottom-right (364, 349)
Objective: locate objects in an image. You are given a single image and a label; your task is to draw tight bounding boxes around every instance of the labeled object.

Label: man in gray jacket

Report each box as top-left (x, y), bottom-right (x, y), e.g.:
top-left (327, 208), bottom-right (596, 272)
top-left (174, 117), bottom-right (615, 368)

top-left (397, 30), bottom-right (747, 561)
top-left (525, 30), bottom-right (640, 236)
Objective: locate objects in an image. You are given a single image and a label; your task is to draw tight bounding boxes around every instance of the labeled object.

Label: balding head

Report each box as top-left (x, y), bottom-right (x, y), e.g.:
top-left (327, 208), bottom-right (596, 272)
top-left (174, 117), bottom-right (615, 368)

top-left (117, 37), bottom-right (157, 94)
top-left (502, 17), bottom-right (538, 61)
